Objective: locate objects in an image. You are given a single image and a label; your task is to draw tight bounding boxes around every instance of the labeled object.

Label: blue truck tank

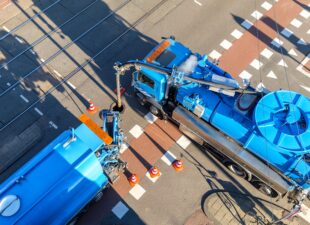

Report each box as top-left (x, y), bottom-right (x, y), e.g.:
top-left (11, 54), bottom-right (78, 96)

top-left (0, 124), bottom-right (109, 225)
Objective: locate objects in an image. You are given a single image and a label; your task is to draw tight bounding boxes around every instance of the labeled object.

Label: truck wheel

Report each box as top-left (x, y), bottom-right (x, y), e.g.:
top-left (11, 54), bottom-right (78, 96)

top-left (227, 163), bottom-right (247, 179)
top-left (256, 182), bottom-right (278, 198)
top-left (150, 105), bottom-right (162, 118)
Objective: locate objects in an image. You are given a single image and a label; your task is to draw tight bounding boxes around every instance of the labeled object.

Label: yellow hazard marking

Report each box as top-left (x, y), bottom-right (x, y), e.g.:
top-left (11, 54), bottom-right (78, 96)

top-left (79, 114), bottom-right (113, 145)
top-left (146, 40), bottom-right (170, 63)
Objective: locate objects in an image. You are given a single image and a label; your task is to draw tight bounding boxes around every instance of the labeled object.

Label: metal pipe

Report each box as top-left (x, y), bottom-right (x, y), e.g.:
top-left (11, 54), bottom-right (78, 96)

top-left (116, 72), bottom-right (122, 108)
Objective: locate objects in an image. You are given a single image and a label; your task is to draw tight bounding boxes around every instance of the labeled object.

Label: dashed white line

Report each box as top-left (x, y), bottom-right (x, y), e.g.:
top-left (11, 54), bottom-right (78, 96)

top-left (239, 70), bottom-right (252, 80)
top-left (290, 18), bottom-right (302, 28)
top-left (129, 184), bottom-right (146, 200)
top-left (280, 28), bottom-right (293, 38)
top-left (261, 1), bottom-right (272, 10)
top-left (300, 85), bottom-right (310, 93)
top-left (6, 82), bottom-right (11, 86)
top-left (231, 29), bottom-right (243, 39)
top-left (296, 53), bottom-right (310, 78)
top-left (129, 125), bottom-right (144, 138)
top-left (176, 135), bottom-right (191, 149)
top-left (277, 59), bottom-right (288, 67)
top-left (120, 143), bottom-right (129, 154)
top-left (161, 151), bottom-right (176, 166)
top-left (112, 201), bottom-right (129, 219)
top-left (300, 9), bottom-right (310, 19)
top-left (271, 37), bottom-right (283, 48)
top-left (49, 121), bottom-right (58, 130)
top-left (220, 39), bottom-right (232, 50)
top-left (20, 94), bottom-right (29, 103)
top-left (260, 48), bottom-right (273, 59)
top-left (266, 71), bottom-right (277, 79)
top-left (250, 59), bottom-right (263, 70)
top-left (67, 81), bottom-right (76, 90)
top-left (15, 37), bottom-right (24, 44)
top-left (2, 26), bottom-right (10, 32)
top-left (53, 69), bottom-right (63, 78)
top-left (241, 19), bottom-right (253, 30)
top-left (194, 0), bottom-right (202, 6)
top-left (251, 10), bottom-right (263, 20)
top-left (34, 107), bottom-right (43, 116)
top-left (29, 49), bottom-right (36, 55)
top-left (40, 58), bottom-right (45, 63)
top-left (307, 29), bottom-right (310, 34)
top-left (144, 112), bottom-right (158, 124)
top-left (209, 50), bottom-right (221, 60)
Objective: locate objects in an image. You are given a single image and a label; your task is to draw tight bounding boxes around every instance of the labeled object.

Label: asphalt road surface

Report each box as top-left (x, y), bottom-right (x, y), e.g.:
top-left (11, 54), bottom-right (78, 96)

top-left (0, 0), bottom-right (309, 224)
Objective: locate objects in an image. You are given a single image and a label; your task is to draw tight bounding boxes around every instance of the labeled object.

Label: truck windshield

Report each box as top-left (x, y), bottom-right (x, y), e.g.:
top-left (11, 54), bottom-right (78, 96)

top-left (155, 50), bottom-right (176, 67)
top-left (138, 72), bottom-right (155, 88)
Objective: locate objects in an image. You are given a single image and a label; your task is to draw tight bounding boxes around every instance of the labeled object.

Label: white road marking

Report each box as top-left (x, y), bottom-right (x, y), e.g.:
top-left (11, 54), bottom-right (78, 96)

top-left (260, 48), bottom-right (273, 59)
top-left (261, 1), bottom-right (272, 10)
top-left (129, 124), bottom-right (144, 138)
top-left (271, 37), bottom-right (283, 48)
top-left (176, 135), bottom-right (191, 149)
top-left (20, 94), bottom-right (29, 103)
top-left (194, 0), bottom-right (202, 6)
top-left (144, 112), bottom-right (158, 124)
top-left (251, 10), bottom-right (263, 20)
top-left (34, 107), bottom-right (43, 116)
top-left (209, 50), bottom-right (221, 60)
top-left (297, 38), bottom-right (306, 45)
top-left (300, 9), bottom-right (310, 19)
top-left (40, 58), bottom-right (45, 63)
top-left (2, 26), bottom-right (10, 32)
top-left (296, 53), bottom-right (310, 78)
top-left (6, 82), bottom-right (11, 86)
top-left (67, 81), bottom-right (76, 90)
top-left (2, 63), bottom-right (8, 70)
top-left (290, 18), bottom-right (302, 28)
top-left (239, 70), bottom-right (252, 79)
top-left (307, 29), bottom-right (310, 34)
top-left (231, 29), bottom-right (243, 39)
top-left (220, 39), bottom-right (232, 50)
top-left (120, 143), bottom-right (129, 154)
top-left (161, 151), bottom-right (176, 166)
top-left (266, 71), bottom-right (277, 79)
top-left (29, 49), bottom-right (36, 55)
top-left (112, 201), bottom-right (129, 219)
top-left (280, 28), bottom-right (293, 38)
top-left (49, 121), bottom-right (58, 129)
top-left (146, 171), bottom-right (161, 183)
top-left (277, 59), bottom-right (288, 67)
top-left (288, 49), bottom-right (297, 56)
top-left (15, 37), bottom-right (24, 44)
top-left (129, 184), bottom-right (146, 200)
top-left (53, 69), bottom-right (62, 78)
top-left (241, 19), bottom-right (253, 29)
top-left (300, 85), bottom-right (310, 92)
top-left (250, 59), bottom-right (263, 70)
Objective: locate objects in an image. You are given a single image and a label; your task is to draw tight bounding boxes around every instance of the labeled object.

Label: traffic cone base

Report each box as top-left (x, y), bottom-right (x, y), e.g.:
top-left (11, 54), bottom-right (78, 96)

top-left (128, 174), bottom-right (140, 187)
top-left (149, 166), bottom-right (160, 178)
top-left (172, 160), bottom-right (184, 171)
top-left (87, 101), bottom-right (97, 114)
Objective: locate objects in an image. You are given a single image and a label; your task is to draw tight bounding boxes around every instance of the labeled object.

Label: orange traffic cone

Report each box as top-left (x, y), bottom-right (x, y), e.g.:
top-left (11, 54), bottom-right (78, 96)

top-left (87, 100), bottom-right (97, 114)
top-left (128, 174), bottom-right (139, 186)
top-left (149, 166), bottom-right (160, 178)
top-left (172, 160), bottom-right (184, 171)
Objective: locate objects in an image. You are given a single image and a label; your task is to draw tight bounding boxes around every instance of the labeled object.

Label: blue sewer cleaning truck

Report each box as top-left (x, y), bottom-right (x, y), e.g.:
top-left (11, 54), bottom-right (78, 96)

top-left (113, 37), bottom-right (310, 203)
top-left (0, 111), bottom-right (126, 225)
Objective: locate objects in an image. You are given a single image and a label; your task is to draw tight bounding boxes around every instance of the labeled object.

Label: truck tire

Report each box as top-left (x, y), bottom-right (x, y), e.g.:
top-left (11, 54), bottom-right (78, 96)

top-left (150, 105), bottom-right (162, 118)
top-left (226, 163), bottom-right (248, 179)
top-left (255, 182), bottom-right (278, 198)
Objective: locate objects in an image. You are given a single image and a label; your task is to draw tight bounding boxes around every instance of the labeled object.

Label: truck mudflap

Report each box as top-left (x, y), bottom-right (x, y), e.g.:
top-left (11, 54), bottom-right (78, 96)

top-left (172, 106), bottom-right (293, 195)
